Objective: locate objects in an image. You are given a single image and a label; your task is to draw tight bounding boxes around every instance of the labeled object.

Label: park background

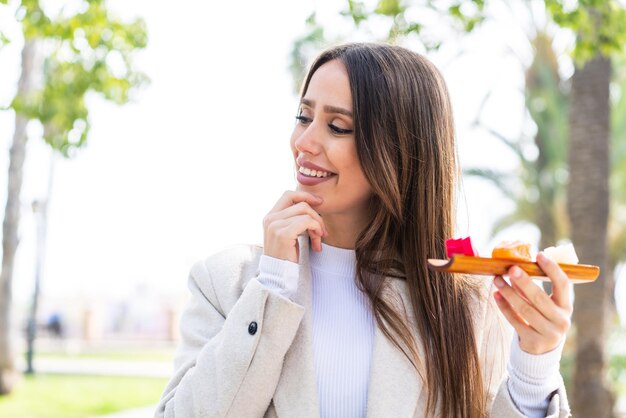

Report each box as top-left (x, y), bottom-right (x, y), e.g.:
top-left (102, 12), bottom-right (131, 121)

top-left (1, 0), bottom-right (625, 417)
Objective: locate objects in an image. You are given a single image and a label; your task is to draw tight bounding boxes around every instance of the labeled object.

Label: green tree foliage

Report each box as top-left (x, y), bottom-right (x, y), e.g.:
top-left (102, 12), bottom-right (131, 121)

top-left (0, 0), bottom-right (147, 395)
top-left (339, 0), bottom-right (626, 63)
top-left (5, 0), bottom-right (148, 156)
top-left (290, 1), bottom-right (488, 91)
top-left (344, 0), bottom-right (485, 40)
top-left (545, 0), bottom-right (626, 64)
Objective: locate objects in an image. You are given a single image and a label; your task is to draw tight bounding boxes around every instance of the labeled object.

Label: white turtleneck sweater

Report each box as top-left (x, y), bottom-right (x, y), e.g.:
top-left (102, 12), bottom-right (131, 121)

top-left (257, 242), bottom-right (563, 418)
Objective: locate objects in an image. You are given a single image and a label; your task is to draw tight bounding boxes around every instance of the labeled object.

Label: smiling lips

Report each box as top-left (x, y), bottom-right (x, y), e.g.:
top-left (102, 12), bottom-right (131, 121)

top-left (298, 166), bottom-right (333, 178)
top-left (296, 161), bottom-right (337, 186)
top-left (296, 158), bottom-right (336, 176)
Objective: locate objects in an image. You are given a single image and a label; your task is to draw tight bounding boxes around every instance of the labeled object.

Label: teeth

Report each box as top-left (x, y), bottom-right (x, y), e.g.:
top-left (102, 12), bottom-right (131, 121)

top-left (299, 166), bottom-right (332, 178)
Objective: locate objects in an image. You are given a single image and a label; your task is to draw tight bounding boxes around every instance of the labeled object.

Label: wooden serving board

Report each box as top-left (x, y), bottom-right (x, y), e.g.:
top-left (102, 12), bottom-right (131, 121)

top-left (427, 255), bottom-right (599, 284)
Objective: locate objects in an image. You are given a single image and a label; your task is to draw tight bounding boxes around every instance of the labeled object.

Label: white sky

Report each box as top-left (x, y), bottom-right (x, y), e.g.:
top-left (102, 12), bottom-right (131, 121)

top-left (1, 0), bottom-right (624, 323)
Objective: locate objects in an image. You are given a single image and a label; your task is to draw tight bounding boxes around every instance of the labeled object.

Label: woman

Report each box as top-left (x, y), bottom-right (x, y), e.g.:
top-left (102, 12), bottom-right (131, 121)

top-left (155, 43), bottom-right (571, 418)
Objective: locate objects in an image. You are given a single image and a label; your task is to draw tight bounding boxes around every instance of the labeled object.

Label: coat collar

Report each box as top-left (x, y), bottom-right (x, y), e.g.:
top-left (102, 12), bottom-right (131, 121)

top-left (272, 235), bottom-right (320, 416)
top-left (366, 277), bottom-right (426, 416)
top-left (272, 236), bottom-right (425, 417)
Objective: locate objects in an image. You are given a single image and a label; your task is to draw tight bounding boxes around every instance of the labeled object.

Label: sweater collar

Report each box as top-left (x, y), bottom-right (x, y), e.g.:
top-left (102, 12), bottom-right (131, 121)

top-left (309, 242), bottom-right (357, 277)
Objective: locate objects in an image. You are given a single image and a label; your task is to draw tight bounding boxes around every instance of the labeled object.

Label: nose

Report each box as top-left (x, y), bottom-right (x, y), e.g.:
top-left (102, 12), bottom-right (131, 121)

top-left (293, 121), bottom-right (323, 155)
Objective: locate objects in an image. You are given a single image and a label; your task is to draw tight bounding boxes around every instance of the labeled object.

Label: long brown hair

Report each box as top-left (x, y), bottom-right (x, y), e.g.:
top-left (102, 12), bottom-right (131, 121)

top-left (301, 43), bottom-right (486, 417)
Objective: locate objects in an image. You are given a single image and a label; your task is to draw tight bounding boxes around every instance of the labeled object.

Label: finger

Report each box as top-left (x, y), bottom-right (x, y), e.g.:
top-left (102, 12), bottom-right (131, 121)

top-left (270, 190), bottom-right (323, 213)
top-left (493, 289), bottom-right (535, 338)
top-left (277, 215), bottom-right (325, 243)
top-left (508, 266), bottom-right (562, 324)
top-left (495, 289), bottom-right (565, 354)
top-left (536, 252), bottom-right (572, 311)
top-left (267, 217), bottom-right (324, 250)
top-left (309, 230), bottom-right (323, 252)
top-left (267, 201), bottom-right (328, 236)
top-left (493, 275), bottom-right (554, 336)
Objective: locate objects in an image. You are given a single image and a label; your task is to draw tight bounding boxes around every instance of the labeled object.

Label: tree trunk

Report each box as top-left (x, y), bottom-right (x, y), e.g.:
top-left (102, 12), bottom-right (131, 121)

top-left (568, 54), bottom-right (615, 417)
top-left (0, 40), bottom-right (36, 395)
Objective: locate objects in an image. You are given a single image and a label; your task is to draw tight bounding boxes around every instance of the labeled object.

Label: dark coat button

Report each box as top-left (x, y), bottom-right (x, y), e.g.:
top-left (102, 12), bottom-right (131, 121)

top-left (248, 321), bottom-right (258, 335)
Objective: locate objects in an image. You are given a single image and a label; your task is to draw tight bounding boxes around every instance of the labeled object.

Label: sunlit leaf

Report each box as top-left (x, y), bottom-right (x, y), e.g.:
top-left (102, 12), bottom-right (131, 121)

top-left (8, 0), bottom-right (148, 157)
top-left (347, 0), bottom-right (368, 26)
top-left (375, 0), bottom-right (404, 17)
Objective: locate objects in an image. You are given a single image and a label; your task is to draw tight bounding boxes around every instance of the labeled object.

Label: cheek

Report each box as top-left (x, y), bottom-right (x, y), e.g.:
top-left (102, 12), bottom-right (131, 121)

top-left (349, 154), bottom-right (372, 195)
top-left (338, 148), bottom-right (371, 192)
top-left (345, 147), bottom-right (365, 178)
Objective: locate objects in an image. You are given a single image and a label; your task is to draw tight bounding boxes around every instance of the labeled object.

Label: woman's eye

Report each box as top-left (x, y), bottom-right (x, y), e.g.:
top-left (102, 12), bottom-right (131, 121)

top-left (329, 124), bottom-right (353, 135)
top-left (295, 115), bottom-right (312, 125)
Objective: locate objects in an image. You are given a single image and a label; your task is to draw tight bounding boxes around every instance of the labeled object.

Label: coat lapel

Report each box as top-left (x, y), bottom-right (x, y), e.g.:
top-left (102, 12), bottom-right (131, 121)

top-left (366, 279), bottom-right (425, 418)
top-left (272, 235), bottom-right (320, 417)
top-left (272, 238), bottom-right (425, 417)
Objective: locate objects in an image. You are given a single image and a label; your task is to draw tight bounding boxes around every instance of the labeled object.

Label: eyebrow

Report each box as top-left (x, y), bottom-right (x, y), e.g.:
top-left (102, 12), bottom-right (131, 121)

top-left (301, 98), bottom-right (353, 118)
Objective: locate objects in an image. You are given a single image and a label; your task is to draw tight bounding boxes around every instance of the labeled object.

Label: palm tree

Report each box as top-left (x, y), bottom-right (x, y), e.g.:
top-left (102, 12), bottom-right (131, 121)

top-left (568, 51), bottom-right (614, 417)
top-left (468, 23), bottom-right (625, 417)
top-left (469, 35), bottom-right (626, 418)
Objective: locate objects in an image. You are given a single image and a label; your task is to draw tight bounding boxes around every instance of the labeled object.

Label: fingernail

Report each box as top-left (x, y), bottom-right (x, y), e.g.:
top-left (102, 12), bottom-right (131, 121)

top-left (494, 276), bottom-right (504, 288)
top-left (537, 252), bottom-right (545, 261)
top-left (510, 267), bottom-right (521, 279)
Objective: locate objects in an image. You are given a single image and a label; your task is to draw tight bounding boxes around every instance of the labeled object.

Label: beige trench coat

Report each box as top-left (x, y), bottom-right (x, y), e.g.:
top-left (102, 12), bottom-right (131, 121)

top-left (155, 236), bottom-right (570, 418)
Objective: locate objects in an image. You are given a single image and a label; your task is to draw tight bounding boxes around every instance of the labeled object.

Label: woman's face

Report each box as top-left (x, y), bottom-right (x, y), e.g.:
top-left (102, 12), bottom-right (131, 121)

top-left (290, 59), bottom-right (373, 219)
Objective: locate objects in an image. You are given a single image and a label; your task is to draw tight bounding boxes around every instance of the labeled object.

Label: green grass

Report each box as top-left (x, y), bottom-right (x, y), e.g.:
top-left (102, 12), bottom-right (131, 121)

top-left (31, 348), bottom-right (174, 363)
top-left (0, 374), bottom-right (168, 418)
